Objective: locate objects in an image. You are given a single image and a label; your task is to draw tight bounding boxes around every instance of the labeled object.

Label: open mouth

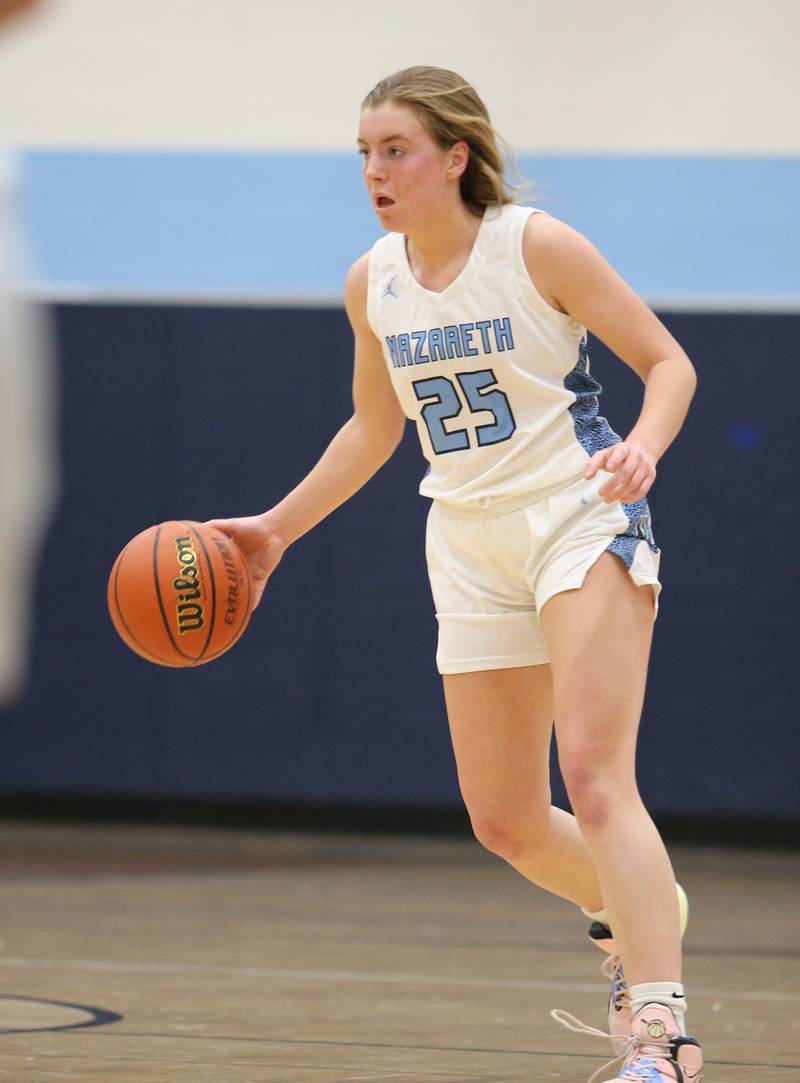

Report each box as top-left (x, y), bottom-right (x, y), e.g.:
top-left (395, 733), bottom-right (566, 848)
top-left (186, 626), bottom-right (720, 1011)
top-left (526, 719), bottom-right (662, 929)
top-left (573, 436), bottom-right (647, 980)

top-left (375, 196), bottom-right (395, 210)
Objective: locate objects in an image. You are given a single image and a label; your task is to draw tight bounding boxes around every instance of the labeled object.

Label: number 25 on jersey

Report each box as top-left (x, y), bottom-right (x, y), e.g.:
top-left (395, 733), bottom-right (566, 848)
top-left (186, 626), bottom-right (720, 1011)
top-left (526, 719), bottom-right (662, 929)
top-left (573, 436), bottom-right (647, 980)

top-left (412, 368), bottom-right (516, 455)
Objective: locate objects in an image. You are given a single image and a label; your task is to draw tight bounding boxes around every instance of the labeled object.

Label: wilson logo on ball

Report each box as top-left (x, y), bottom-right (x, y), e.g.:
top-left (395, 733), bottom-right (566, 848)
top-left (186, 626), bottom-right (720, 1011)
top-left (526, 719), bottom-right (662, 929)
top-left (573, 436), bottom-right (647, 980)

top-left (173, 533), bottom-right (205, 634)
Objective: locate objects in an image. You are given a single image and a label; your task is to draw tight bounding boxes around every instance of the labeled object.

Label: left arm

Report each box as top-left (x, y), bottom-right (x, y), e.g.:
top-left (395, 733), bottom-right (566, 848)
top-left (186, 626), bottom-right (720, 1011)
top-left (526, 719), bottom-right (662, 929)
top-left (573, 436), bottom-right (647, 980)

top-left (523, 214), bottom-right (697, 504)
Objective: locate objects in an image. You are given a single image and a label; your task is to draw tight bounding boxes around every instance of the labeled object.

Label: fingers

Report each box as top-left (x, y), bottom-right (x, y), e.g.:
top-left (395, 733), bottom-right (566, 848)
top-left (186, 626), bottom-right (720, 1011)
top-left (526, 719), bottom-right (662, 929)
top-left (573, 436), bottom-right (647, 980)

top-left (618, 464), bottom-right (652, 503)
top-left (593, 443), bottom-right (656, 503)
top-left (584, 447), bottom-right (614, 479)
top-left (205, 518), bottom-right (235, 537)
top-left (203, 516), bottom-right (283, 617)
top-left (242, 561), bottom-right (269, 614)
top-left (598, 453), bottom-right (632, 500)
top-left (603, 472), bottom-right (651, 503)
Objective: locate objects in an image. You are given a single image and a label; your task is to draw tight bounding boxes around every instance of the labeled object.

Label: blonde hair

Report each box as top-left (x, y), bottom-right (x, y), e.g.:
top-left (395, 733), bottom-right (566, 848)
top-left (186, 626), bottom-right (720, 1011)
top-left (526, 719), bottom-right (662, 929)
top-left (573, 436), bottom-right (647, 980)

top-left (362, 66), bottom-right (526, 215)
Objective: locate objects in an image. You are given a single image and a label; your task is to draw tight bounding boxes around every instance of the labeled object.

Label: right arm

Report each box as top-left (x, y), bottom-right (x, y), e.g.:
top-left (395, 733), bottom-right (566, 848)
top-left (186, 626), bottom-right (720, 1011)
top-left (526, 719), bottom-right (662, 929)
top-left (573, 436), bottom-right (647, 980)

top-left (209, 252), bottom-right (406, 607)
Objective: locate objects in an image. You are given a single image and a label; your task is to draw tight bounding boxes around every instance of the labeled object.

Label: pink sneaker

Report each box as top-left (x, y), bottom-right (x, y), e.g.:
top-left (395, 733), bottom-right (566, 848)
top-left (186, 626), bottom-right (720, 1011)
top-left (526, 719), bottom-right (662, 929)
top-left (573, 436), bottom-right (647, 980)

top-left (551, 1002), bottom-right (703, 1083)
top-left (602, 1002), bottom-right (704, 1082)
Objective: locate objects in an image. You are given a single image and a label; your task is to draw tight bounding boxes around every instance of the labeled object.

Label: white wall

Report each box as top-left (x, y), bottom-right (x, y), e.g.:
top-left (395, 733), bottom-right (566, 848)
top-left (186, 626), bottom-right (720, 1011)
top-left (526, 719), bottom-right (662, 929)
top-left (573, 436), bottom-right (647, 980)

top-left (1, 0), bottom-right (798, 153)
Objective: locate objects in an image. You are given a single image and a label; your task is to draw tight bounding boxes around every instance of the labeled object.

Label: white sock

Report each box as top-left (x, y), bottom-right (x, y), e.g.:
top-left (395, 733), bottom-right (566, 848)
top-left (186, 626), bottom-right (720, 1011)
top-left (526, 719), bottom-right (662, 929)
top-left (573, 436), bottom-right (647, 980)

top-left (630, 981), bottom-right (687, 1035)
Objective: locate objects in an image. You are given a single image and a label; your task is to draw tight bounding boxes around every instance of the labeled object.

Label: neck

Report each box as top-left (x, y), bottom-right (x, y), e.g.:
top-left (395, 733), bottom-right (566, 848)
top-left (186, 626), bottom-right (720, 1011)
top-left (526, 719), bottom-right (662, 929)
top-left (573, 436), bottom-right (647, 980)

top-left (405, 200), bottom-right (483, 276)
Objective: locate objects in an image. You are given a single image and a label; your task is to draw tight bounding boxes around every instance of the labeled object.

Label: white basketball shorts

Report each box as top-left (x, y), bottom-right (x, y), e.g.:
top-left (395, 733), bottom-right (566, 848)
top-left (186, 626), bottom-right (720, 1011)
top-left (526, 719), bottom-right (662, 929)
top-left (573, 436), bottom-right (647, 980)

top-left (425, 470), bottom-right (662, 674)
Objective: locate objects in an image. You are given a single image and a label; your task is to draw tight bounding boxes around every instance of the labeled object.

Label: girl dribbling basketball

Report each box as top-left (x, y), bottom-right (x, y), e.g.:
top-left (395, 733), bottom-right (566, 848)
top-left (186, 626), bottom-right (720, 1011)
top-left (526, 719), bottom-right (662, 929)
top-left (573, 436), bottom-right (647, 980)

top-left (211, 66), bottom-right (703, 1082)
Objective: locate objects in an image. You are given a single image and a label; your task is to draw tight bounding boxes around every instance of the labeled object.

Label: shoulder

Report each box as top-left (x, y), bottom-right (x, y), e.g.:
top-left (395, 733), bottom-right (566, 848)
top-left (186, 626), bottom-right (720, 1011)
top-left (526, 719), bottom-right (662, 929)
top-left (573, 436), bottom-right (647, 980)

top-left (345, 251), bottom-right (370, 295)
top-left (522, 211), bottom-right (594, 261)
top-left (521, 209), bottom-right (610, 316)
top-left (344, 251), bottom-right (374, 334)
top-left (344, 251), bottom-right (370, 310)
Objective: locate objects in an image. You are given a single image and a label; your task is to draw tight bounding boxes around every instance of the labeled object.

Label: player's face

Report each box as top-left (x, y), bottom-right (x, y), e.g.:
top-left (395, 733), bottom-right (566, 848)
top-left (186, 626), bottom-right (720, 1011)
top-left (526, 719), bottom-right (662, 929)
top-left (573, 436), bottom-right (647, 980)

top-left (358, 102), bottom-right (459, 231)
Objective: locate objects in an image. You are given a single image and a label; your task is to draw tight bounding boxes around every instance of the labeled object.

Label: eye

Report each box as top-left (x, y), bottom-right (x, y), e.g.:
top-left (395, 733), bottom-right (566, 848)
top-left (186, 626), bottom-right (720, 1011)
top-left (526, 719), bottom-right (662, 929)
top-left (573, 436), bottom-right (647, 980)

top-left (388, 146), bottom-right (404, 157)
top-left (357, 147), bottom-right (368, 158)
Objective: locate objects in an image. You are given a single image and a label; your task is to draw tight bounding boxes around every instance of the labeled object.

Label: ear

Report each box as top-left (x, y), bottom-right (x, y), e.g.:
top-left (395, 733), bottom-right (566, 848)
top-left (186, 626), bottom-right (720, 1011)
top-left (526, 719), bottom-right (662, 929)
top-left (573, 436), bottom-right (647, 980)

top-left (447, 140), bottom-right (470, 180)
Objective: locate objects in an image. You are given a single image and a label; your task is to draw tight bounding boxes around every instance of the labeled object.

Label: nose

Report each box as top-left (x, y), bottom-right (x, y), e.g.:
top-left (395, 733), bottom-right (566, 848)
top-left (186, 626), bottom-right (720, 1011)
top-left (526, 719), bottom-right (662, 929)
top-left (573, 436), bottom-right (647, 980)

top-left (363, 152), bottom-right (386, 182)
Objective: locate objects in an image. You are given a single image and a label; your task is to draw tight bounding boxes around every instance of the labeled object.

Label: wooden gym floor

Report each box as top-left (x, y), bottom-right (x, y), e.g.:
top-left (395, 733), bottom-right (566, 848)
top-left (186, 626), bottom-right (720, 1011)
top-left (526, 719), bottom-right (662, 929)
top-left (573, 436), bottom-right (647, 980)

top-left (0, 822), bottom-right (797, 1081)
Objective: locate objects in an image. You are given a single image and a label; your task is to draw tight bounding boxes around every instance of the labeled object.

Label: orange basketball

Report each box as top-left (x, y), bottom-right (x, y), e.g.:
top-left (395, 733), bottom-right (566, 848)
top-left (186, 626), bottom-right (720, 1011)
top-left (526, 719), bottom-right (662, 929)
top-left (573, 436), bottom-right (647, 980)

top-left (107, 520), bottom-right (253, 667)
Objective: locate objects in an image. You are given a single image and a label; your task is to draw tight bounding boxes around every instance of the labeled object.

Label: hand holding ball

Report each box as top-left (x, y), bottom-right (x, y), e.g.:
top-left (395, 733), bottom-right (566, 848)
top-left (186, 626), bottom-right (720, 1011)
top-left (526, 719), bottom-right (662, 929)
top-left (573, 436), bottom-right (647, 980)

top-left (108, 521), bottom-right (252, 666)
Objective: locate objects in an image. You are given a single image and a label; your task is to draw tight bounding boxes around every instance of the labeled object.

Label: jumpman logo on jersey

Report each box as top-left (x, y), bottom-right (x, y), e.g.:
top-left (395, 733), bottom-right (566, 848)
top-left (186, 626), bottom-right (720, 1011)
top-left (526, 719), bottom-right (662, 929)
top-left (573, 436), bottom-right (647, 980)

top-left (381, 277), bottom-right (399, 299)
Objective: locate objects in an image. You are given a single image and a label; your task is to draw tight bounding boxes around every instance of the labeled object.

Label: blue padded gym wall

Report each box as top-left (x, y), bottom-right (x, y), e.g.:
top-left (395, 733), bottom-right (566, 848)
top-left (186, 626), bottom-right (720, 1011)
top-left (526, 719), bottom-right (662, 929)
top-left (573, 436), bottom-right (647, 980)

top-left (0, 301), bottom-right (796, 824)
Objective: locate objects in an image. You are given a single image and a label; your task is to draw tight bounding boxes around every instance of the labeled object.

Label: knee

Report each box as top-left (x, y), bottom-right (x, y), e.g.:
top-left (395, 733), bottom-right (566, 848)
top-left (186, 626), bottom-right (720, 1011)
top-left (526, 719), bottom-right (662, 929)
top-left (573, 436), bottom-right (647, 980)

top-left (469, 807), bottom-right (550, 863)
top-left (563, 774), bottom-right (612, 831)
top-left (558, 745), bottom-right (627, 833)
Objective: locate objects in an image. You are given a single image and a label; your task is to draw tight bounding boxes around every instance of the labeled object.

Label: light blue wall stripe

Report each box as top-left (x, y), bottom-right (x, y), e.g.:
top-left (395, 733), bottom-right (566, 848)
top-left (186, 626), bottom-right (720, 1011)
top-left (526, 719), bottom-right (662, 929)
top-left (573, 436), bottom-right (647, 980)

top-left (19, 150), bottom-right (800, 302)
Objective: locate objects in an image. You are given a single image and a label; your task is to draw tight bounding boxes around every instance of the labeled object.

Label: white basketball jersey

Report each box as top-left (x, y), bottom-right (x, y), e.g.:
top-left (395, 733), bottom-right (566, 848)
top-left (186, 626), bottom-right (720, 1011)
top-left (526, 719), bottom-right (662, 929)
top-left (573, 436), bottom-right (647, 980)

top-left (366, 203), bottom-right (621, 513)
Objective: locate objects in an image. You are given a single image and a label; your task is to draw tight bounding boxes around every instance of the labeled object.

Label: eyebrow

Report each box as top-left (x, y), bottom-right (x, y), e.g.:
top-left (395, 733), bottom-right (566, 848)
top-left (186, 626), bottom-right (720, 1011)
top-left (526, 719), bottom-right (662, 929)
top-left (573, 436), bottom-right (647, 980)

top-left (356, 134), bottom-right (411, 147)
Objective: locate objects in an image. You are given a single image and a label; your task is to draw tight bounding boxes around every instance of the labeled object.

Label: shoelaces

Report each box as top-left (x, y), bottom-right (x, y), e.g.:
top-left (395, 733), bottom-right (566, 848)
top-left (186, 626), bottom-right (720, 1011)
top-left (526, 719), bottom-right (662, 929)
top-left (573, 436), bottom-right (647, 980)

top-left (551, 1008), bottom-right (633, 1083)
top-left (601, 953), bottom-right (630, 1013)
top-left (550, 1007), bottom-right (673, 1083)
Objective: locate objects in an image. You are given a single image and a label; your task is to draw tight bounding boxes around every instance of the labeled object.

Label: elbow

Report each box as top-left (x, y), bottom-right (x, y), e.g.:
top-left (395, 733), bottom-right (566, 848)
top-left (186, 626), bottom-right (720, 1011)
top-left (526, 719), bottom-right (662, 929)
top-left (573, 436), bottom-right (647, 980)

top-left (650, 351), bottom-right (697, 398)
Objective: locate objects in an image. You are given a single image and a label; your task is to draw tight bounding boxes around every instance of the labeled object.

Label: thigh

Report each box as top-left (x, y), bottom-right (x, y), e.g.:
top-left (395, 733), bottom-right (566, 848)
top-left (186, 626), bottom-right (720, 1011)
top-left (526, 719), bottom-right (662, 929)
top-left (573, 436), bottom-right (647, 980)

top-left (443, 664), bottom-right (555, 818)
top-left (539, 551), bottom-right (655, 767)
top-left (426, 503), bottom-right (548, 674)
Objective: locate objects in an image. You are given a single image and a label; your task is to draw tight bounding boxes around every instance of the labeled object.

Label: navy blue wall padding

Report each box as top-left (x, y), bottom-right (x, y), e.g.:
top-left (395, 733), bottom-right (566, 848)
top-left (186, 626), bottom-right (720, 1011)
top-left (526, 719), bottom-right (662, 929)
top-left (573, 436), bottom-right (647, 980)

top-left (1, 305), bottom-right (797, 822)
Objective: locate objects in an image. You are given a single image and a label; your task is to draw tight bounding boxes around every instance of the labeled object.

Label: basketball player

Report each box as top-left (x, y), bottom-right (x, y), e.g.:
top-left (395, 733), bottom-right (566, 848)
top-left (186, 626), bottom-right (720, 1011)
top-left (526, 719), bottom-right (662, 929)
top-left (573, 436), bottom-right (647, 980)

top-left (212, 67), bottom-right (703, 1081)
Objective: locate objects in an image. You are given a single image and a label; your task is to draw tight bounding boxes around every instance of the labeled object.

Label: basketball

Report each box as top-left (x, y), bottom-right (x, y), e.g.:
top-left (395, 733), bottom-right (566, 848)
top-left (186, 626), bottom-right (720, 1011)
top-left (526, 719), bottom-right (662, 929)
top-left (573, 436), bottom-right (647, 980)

top-left (107, 520), bottom-right (253, 667)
